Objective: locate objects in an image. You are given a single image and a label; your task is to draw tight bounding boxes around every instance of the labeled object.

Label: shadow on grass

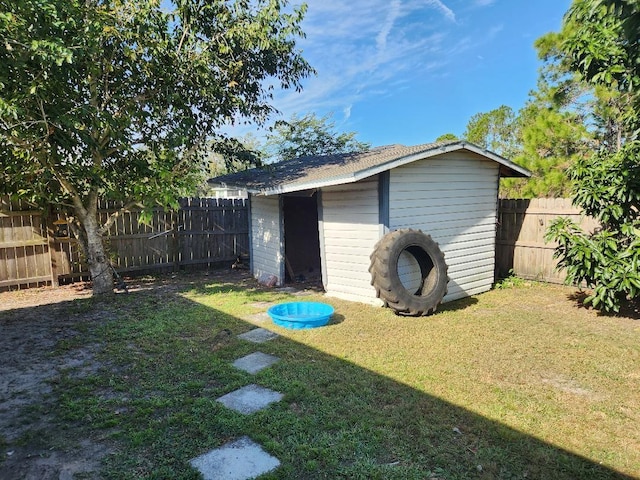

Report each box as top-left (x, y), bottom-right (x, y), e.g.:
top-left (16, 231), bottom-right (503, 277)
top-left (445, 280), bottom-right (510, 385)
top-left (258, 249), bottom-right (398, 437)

top-left (437, 296), bottom-right (479, 312)
top-left (0, 275), bottom-right (635, 480)
top-left (567, 290), bottom-right (591, 310)
top-left (567, 290), bottom-right (640, 320)
top-left (327, 314), bottom-right (345, 326)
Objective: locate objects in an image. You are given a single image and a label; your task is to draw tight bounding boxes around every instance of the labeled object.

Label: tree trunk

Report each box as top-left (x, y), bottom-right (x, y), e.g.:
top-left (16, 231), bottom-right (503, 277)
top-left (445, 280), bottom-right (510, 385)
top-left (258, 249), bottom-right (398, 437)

top-left (79, 211), bottom-right (114, 296)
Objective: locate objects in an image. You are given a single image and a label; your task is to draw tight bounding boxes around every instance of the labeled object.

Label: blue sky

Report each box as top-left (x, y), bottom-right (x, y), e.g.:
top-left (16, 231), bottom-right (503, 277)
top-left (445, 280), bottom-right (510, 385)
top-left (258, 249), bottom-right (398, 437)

top-left (232, 0), bottom-right (572, 147)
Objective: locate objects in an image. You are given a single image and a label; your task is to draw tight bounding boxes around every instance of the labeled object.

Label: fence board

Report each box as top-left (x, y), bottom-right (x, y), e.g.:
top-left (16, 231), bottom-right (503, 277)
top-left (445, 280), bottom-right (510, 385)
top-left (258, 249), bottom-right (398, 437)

top-left (3, 195), bottom-right (590, 289)
top-left (1, 197), bottom-right (248, 289)
top-left (0, 197), bottom-right (52, 289)
top-left (496, 198), bottom-right (599, 283)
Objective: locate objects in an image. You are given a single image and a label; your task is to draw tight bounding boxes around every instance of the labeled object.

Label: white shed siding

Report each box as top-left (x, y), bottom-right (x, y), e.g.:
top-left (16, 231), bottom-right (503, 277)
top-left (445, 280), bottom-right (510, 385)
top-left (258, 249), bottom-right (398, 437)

top-left (250, 195), bottom-right (283, 285)
top-left (388, 152), bottom-right (499, 302)
top-left (321, 178), bottom-right (382, 305)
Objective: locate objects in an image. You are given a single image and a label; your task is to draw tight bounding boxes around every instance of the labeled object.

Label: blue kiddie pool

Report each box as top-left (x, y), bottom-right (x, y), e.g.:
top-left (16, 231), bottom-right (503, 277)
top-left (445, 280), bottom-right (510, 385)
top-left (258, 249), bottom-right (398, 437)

top-left (268, 302), bottom-right (334, 329)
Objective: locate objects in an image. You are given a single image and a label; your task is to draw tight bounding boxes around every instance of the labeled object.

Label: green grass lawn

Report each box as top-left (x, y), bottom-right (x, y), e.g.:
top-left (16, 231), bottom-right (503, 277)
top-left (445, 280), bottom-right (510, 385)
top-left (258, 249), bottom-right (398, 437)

top-left (11, 274), bottom-right (640, 479)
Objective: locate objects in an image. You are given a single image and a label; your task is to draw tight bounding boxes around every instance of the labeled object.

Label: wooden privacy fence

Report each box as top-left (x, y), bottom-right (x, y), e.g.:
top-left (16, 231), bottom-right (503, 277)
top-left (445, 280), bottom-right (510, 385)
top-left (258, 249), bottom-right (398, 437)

top-left (2, 195), bottom-right (599, 290)
top-left (0, 197), bottom-right (248, 289)
top-left (496, 198), bottom-right (599, 284)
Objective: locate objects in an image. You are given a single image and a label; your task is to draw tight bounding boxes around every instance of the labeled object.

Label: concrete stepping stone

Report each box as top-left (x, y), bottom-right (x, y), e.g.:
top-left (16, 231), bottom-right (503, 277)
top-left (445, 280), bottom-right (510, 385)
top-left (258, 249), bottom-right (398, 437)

top-left (190, 436), bottom-right (280, 480)
top-left (233, 352), bottom-right (280, 374)
top-left (237, 328), bottom-right (278, 343)
top-left (216, 384), bottom-right (284, 414)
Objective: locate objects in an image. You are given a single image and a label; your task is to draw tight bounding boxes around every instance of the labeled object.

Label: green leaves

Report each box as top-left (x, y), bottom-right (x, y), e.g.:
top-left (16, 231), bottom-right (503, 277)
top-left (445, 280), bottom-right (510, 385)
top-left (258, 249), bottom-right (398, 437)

top-left (0, 0), bottom-right (312, 293)
top-left (546, 142), bottom-right (640, 313)
top-left (494, 0), bottom-right (639, 199)
top-left (535, 1), bottom-right (640, 313)
top-left (562, 0), bottom-right (640, 133)
top-left (463, 105), bottom-right (520, 159)
top-left (570, 141), bottom-right (640, 226)
top-left (1, 0), bottom-right (313, 207)
top-left (263, 112), bottom-right (369, 163)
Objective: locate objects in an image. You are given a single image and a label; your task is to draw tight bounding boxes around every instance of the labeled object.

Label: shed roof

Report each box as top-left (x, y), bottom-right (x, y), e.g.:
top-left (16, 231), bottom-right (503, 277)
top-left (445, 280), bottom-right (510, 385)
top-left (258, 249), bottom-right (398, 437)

top-left (209, 140), bottom-right (531, 195)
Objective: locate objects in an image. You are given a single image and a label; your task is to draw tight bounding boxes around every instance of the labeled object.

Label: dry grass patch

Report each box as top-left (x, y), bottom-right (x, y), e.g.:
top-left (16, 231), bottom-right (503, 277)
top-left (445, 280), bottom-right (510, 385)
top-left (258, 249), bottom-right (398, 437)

top-left (246, 283), bottom-right (640, 477)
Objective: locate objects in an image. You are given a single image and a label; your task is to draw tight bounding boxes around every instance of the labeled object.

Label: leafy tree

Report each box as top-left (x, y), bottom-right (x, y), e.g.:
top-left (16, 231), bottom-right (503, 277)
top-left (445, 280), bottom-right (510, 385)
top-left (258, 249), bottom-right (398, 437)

top-left (435, 133), bottom-right (458, 142)
top-left (198, 134), bottom-right (262, 196)
top-left (263, 112), bottom-right (369, 162)
top-left (503, 84), bottom-right (592, 198)
top-left (462, 105), bottom-right (520, 159)
top-left (460, 103), bottom-right (563, 198)
top-left (546, 0), bottom-right (640, 312)
top-left (492, 22), bottom-right (628, 198)
top-left (561, 0), bottom-right (640, 135)
top-left (0, 0), bottom-right (312, 294)
top-left (535, 22), bottom-right (634, 151)
top-left (206, 134), bottom-right (263, 178)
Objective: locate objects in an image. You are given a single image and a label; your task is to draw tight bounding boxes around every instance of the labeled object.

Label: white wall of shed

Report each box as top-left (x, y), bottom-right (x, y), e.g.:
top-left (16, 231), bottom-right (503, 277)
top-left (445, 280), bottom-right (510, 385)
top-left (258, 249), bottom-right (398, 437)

top-left (388, 151), bottom-right (499, 302)
top-left (320, 178), bottom-right (383, 306)
top-left (250, 195), bottom-right (283, 285)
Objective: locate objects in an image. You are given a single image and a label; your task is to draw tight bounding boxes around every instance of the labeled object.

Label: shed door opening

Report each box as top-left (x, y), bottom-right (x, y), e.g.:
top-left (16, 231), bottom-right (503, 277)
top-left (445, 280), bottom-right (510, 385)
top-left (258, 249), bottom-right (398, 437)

top-left (283, 192), bottom-right (322, 283)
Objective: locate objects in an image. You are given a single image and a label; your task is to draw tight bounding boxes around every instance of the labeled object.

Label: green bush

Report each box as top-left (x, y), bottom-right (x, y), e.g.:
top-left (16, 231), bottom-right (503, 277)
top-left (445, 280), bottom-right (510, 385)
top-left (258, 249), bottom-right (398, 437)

top-left (546, 141), bottom-right (640, 312)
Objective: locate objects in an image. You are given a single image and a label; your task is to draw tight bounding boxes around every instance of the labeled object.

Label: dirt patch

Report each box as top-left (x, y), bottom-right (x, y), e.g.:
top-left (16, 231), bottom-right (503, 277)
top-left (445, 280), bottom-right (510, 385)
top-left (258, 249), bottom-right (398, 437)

top-left (0, 270), bottom-right (251, 479)
top-left (0, 281), bottom-right (107, 479)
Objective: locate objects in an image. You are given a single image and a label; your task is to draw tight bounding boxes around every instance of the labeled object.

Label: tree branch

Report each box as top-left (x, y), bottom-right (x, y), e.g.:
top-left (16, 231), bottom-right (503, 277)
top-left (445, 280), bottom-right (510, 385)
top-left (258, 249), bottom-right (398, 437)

top-left (87, 185), bottom-right (100, 218)
top-left (177, 23), bottom-right (190, 54)
top-left (100, 200), bottom-right (142, 235)
top-left (52, 171), bottom-right (87, 217)
top-left (112, 93), bottom-right (152, 119)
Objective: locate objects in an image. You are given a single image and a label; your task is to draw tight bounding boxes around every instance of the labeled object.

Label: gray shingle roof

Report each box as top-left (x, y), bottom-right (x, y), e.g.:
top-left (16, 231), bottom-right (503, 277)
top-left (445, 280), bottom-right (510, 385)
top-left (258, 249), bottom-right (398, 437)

top-left (209, 140), bottom-right (530, 195)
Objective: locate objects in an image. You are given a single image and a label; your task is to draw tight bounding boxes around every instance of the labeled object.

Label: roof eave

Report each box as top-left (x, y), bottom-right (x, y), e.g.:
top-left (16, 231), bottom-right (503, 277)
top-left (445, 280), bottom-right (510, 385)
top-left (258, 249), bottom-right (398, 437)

top-left (272, 142), bottom-right (532, 190)
top-left (255, 174), bottom-right (361, 196)
top-left (208, 180), bottom-right (256, 193)
top-left (454, 142), bottom-right (531, 178)
top-left (209, 140), bottom-right (531, 195)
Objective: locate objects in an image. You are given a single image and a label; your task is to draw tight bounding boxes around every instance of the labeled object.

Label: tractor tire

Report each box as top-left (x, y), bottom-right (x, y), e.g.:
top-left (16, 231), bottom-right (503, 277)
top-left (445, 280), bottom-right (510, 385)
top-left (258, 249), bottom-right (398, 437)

top-left (369, 229), bottom-right (449, 316)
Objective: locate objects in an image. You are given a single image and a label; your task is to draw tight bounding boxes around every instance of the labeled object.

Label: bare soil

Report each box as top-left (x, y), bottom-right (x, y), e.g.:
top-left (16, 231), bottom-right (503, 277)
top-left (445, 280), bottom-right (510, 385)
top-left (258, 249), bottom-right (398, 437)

top-left (0, 271), bottom-right (244, 480)
top-left (0, 281), bottom-right (104, 479)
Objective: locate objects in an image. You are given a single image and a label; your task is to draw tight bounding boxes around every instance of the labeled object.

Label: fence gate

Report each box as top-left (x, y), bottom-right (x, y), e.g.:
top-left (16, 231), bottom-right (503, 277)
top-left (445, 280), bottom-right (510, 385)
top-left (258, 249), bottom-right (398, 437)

top-left (0, 197), bottom-right (53, 289)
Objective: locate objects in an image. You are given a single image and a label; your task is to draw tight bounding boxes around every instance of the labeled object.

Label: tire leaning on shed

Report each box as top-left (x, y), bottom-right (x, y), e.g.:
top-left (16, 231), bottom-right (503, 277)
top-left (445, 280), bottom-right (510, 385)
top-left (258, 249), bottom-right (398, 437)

top-left (369, 229), bottom-right (449, 316)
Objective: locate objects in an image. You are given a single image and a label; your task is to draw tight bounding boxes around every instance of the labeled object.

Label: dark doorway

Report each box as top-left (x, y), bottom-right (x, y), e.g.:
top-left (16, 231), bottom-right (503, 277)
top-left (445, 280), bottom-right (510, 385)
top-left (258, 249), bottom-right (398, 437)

top-left (283, 192), bottom-right (322, 283)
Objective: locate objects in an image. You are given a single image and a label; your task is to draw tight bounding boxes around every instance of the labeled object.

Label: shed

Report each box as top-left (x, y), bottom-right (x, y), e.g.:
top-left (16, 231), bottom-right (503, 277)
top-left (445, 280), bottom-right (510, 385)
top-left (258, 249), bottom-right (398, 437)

top-left (211, 140), bottom-right (530, 313)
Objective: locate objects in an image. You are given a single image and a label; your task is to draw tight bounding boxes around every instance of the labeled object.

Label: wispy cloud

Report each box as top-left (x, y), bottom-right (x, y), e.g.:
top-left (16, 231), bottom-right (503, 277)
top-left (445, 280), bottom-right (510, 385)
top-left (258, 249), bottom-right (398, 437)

top-left (224, 0), bottom-right (494, 138)
top-left (342, 104), bottom-right (353, 121)
top-left (425, 0), bottom-right (456, 22)
top-left (377, 0), bottom-right (403, 52)
top-left (487, 24), bottom-right (504, 38)
top-left (271, 0), bottom-right (461, 117)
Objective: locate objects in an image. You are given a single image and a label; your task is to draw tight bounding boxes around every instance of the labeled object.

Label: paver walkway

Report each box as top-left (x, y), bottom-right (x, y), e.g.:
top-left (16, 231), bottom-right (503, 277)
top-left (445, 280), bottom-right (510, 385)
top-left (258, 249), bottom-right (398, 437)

top-left (191, 324), bottom-right (284, 480)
